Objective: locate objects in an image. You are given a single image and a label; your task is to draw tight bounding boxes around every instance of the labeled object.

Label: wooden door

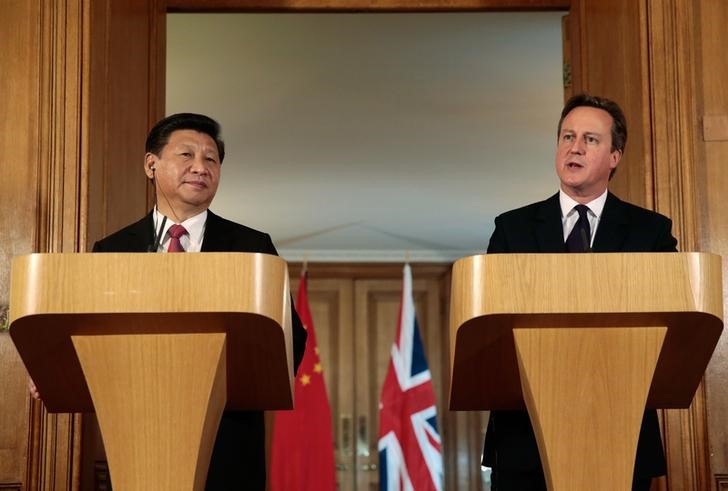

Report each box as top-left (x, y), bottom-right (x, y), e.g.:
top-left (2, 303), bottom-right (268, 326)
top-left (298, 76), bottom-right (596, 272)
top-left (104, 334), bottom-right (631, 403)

top-left (352, 276), bottom-right (445, 490)
top-left (281, 264), bottom-right (488, 491)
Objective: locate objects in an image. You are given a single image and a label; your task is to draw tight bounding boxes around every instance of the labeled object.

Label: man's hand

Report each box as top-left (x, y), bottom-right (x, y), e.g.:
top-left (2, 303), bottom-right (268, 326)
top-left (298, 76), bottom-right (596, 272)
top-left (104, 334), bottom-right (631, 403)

top-left (28, 378), bottom-right (41, 401)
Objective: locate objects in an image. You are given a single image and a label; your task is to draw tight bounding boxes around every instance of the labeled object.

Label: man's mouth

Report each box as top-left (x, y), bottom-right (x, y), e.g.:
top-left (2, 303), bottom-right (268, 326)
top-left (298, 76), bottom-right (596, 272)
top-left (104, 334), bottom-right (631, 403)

top-left (184, 180), bottom-right (208, 189)
top-left (566, 162), bottom-right (584, 169)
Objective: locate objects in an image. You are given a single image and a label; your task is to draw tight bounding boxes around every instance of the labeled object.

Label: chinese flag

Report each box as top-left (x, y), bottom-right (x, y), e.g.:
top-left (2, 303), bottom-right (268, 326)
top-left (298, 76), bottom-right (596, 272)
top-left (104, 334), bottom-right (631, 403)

top-left (270, 271), bottom-right (336, 491)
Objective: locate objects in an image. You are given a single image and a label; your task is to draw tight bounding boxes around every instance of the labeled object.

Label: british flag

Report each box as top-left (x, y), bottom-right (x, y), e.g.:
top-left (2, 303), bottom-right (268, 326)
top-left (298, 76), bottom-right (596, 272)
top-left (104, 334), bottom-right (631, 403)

top-left (378, 264), bottom-right (443, 491)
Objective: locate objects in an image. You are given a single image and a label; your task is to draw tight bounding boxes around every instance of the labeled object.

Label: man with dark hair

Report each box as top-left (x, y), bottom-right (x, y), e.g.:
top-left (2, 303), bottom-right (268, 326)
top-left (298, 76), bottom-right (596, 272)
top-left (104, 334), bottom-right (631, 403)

top-left (483, 94), bottom-right (674, 490)
top-left (93, 112), bottom-right (308, 490)
top-left (145, 112), bottom-right (226, 162)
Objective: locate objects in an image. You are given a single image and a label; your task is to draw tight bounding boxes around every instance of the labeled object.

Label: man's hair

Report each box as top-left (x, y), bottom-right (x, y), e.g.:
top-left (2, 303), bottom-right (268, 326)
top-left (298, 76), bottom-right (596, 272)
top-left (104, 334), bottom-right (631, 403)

top-left (145, 113), bottom-right (225, 163)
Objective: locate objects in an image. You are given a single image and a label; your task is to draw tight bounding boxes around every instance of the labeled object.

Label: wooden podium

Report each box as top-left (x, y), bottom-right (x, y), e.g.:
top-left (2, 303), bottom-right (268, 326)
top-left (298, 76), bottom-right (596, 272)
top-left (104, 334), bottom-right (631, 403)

top-left (9, 252), bottom-right (295, 491)
top-left (449, 253), bottom-right (723, 491)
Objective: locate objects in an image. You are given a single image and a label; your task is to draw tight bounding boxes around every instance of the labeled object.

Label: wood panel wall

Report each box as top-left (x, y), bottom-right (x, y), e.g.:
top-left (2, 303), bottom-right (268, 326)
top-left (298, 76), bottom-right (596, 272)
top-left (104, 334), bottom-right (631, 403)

top-left (569, 1), bottom-right (728, 489)
top-left (0, 1), bottom-right (162, 489)
top-left (2, 1), bottom-right (727, 490)
top-left (85, 0), bottom-right (166, 247)
top-left (645, 3), bottom-right (707, 488)
top-left (1, 1), bottom-right (86, 488)
top-left (568, 0), bottom-right (652, 208)
top-left (693, 1), bottom-right (728, 489)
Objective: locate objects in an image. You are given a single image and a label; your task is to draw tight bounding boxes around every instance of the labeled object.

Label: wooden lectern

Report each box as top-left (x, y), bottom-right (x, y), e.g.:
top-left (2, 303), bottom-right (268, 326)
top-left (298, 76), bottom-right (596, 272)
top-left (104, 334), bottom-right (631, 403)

top-left (449, 253), bottom-right (723, 491)
top-left (9, 252), bottom-right (295, 491)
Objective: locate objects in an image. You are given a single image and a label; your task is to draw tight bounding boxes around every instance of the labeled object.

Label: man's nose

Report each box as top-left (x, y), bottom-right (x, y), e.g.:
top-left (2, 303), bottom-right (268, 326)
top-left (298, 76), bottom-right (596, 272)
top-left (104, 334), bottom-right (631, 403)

top-left (189, 156), bottom-right (209, 174)
top-left (568, 138), bottom-right (586, 154)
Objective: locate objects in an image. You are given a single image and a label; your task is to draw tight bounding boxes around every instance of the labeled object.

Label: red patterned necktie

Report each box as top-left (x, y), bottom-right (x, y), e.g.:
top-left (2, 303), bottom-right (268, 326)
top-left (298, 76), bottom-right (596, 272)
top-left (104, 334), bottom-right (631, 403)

top-left (167, 224), bottom-right (188, 253)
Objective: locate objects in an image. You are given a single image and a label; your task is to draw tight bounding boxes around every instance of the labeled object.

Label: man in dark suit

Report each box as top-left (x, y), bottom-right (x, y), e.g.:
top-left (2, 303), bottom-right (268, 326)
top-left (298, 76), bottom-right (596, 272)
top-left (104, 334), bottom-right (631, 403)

top-left (93, 113), bottom-right (308, 490)
top-left (483, 94), bottom-right (676, 491)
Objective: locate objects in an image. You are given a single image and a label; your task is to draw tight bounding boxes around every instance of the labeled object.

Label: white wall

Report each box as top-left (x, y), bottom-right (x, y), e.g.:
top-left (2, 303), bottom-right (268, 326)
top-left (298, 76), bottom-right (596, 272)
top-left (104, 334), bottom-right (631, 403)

top-left (167, 12), bottom-right (564, 261)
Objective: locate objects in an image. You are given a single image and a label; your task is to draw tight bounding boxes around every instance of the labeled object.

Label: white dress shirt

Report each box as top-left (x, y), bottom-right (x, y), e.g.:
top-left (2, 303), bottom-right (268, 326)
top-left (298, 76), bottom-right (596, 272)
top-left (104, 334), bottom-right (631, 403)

top-left (152, 207), bottom-right (207, 252)
top-left (559, 189), bottom-right (608, 247)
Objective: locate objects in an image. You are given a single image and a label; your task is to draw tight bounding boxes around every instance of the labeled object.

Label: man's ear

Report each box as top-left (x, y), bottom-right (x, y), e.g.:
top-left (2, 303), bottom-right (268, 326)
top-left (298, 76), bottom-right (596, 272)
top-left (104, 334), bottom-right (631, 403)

top-left (144, 153), bottom-right (157, 179)
top-left (610, 149), bottom-right (622, 169)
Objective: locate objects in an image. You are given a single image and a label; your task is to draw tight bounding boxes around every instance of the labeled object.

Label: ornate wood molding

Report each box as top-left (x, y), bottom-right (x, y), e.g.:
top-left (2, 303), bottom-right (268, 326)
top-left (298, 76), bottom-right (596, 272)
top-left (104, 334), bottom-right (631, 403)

top-left (26, 0), bottom-right (89, 489)
top-left (646, 0), bottom-right (700, 250)
top-left (644, 1), bottom-right (710, 490)
top-left (36, 0), bottom-right (88, 254)
top-left (166, 0), bottom-right (571, 12)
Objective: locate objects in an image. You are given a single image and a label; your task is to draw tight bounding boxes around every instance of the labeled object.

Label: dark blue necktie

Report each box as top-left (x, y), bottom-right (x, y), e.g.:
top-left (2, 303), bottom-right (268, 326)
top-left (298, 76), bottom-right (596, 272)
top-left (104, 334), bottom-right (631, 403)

top-left (566, 204), bottom-right (591, 252)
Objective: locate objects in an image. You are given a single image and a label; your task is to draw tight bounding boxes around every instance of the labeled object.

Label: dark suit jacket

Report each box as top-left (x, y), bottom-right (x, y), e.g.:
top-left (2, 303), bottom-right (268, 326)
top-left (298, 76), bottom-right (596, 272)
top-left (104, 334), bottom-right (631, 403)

top-left (93, 210), bottom-right (308, 491)
top-left (483, 192), bottom-right (676, 479)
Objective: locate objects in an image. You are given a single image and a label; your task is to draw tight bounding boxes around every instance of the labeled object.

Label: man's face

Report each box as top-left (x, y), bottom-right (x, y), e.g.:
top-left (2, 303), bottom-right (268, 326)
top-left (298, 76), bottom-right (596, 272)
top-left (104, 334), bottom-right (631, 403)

top-left (145, 129), bottom-right (221, 220)
top-left (555, 106), bottom-right (622, 201)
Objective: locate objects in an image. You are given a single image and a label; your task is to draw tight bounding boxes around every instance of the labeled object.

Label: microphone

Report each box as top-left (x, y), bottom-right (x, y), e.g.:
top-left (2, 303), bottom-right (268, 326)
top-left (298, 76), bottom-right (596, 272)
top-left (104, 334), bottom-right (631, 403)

top-left (148, 215), bottom-right (167, 252)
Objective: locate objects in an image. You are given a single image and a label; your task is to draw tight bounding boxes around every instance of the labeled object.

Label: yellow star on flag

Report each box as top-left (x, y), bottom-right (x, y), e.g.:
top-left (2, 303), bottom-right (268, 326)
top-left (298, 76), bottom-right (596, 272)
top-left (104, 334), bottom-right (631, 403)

top-left (300, 374), bottom-right (311, 386)
top-left (315, 346), bottom-right (320, 356)
top-left (314, 363), bottom-right (323, 374)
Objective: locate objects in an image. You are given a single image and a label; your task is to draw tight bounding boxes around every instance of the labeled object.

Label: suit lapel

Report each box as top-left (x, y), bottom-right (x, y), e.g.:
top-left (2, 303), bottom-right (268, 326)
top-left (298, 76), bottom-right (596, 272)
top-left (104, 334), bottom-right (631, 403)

top-left (128, 212), bottom-right (156, 252)
top-left (536, 193), bottom-right (567, 253)
top-left (200, 210), bottom-right (230, 252)
top-left (592, 192), bottom-right (629, 252)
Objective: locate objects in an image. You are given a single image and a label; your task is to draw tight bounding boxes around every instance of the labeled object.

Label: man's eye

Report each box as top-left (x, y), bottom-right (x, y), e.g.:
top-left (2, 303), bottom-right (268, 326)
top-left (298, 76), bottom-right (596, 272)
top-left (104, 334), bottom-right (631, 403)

top-left (562, 134), bottom-right (573, 141)
top-left (586, 136), bottom-right (598, 144)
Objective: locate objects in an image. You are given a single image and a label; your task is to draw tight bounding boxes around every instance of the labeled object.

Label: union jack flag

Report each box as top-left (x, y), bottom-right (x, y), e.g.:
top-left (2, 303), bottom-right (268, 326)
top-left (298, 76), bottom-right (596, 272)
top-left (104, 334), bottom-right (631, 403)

top-left (378, 264), bottom-right (443, 491)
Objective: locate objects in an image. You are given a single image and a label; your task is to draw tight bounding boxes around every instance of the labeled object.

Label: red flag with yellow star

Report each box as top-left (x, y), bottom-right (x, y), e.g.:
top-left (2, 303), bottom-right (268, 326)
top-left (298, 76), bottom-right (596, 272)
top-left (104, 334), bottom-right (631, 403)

top-left (270, 270), bottom-right (336, 491)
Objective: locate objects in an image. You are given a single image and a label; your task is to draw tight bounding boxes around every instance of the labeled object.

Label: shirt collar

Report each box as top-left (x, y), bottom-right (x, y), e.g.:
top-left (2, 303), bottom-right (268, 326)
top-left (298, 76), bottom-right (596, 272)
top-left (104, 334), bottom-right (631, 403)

top-left (559, 188), bottom-right (608, 218)
top-left (153, 207), bottom-right (208, 248)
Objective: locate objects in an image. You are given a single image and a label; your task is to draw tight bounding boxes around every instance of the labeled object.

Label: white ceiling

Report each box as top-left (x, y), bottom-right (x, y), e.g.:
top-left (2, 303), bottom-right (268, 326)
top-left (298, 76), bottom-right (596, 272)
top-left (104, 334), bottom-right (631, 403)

top-left (167, 12), bottom-right (565, 262)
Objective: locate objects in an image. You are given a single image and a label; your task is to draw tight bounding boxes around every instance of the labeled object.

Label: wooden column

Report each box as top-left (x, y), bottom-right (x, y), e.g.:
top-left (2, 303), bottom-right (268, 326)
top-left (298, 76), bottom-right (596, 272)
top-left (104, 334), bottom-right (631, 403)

top-left (1, 1), bottom-right (88, 488)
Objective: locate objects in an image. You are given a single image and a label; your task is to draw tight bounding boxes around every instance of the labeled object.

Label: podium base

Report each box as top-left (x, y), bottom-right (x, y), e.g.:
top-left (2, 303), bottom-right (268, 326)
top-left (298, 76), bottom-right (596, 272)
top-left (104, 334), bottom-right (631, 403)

top-left (72, 333), bottom-right (227, 491)
top-left (514, 327), bottom-right (666, 491)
